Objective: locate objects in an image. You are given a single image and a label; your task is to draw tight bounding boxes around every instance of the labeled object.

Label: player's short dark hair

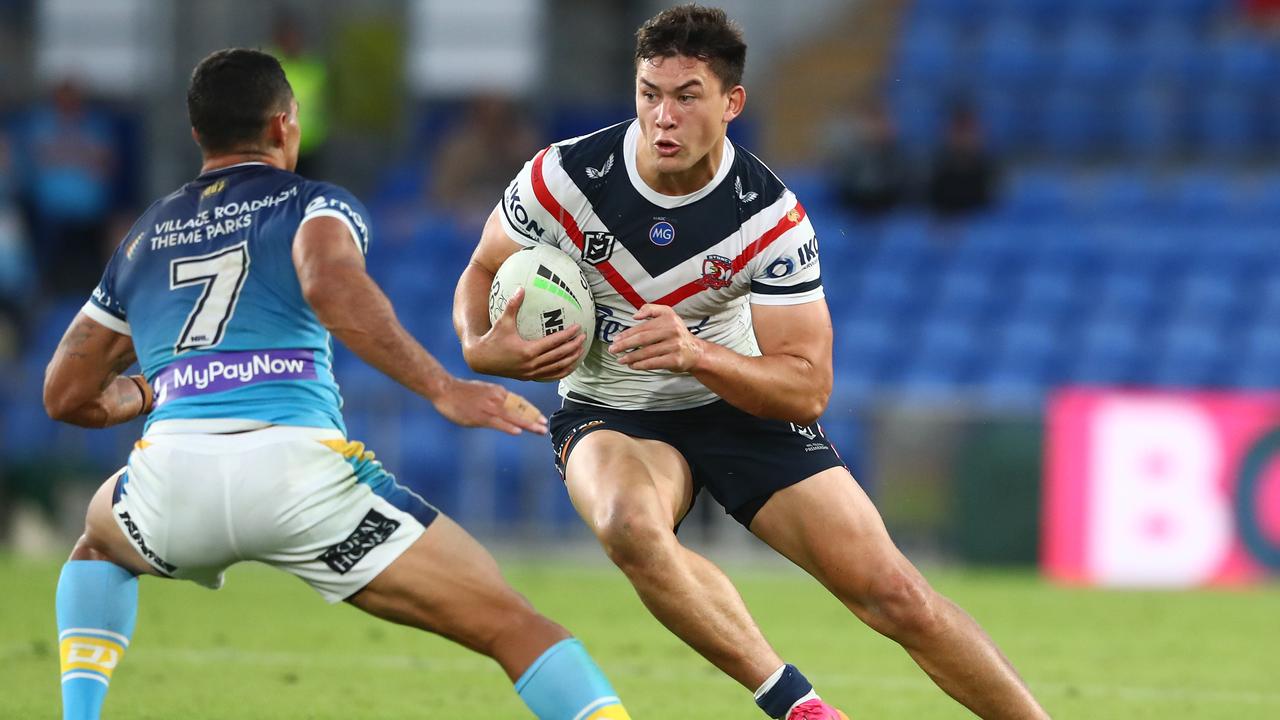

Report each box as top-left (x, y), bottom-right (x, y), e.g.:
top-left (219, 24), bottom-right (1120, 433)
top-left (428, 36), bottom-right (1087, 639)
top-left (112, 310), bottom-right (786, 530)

top-left (634, 4), bottom-right (747, 92)
top-left (187, 48), bottom-right (294, 154)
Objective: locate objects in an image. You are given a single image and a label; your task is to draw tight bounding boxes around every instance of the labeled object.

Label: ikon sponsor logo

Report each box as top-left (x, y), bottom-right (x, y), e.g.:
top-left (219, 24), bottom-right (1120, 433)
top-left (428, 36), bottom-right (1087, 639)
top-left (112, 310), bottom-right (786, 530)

top-left (797, 236), bottom-right (819, 267)
top-left (316, 509), bottom-right (401, 574)
top-left (504, 183), bottom-right (545, 239)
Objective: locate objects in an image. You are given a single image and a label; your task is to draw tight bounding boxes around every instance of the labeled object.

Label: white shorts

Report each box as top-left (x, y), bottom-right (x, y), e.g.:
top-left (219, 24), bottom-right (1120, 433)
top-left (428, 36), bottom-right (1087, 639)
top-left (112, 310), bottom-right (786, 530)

top-left (110, 424), bottom-right (437, 603)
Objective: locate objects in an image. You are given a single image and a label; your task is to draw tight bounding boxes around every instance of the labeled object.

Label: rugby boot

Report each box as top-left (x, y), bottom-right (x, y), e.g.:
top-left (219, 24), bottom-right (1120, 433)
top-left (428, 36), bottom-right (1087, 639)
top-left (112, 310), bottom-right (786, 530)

top-left (787, 698), bottom-right (850, 720)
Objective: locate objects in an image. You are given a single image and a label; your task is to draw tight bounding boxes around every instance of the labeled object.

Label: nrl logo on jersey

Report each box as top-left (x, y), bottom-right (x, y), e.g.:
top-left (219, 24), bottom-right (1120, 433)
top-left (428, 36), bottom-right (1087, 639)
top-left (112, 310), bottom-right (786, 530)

top-left (698, 254), bottom-right (734, 290)
top-left (734, 176), bottom-right (758, 204)
top-left (585, 154), bottom-right (614, 179)
top-left (583, 231), bottom-right (616, 265)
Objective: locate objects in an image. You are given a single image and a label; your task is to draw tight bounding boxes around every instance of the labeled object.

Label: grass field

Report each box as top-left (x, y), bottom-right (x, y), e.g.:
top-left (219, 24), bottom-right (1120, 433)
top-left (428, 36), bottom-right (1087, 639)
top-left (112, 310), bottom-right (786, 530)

top-left (2, 550), bottom-right (1276, 719)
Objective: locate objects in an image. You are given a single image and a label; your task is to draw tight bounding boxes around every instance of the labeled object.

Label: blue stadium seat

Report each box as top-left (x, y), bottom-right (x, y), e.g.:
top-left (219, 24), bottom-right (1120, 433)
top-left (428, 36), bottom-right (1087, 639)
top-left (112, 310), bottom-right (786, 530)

top-left (1193, 91), bottom-right (1258, 160)
top-left (1001, 171), bottom-right (1071, 220)
top-left (976, 17), bottom-right (1048, 92)
top-left (1057, 22), bottom-right (1126, 89)
top-left (1074, 169), bottom-right (1157, 217)
top-left (1151, 321), bottom-right (1226, 387)
top-left (1040, 90), bottom-right (1109, 156)
top-left (1208, 37), bottom-right (1277, 93)
top-left (896, 19), bottom-right (963, 89)
top-left (1133, 19), bottom-right (1202, 87)
top-left (1117, 87), bottom-right (1184, 159)
top-left (974, 89), bottom-right (1033, 153)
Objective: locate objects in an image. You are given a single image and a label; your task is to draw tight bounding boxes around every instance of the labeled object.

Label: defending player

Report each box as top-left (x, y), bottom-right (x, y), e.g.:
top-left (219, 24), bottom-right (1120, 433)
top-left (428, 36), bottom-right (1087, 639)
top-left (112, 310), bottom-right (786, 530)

top-left (454, 6), bottom-right (1050, 719)
top-left (44, 49), bottom-right (630, 720)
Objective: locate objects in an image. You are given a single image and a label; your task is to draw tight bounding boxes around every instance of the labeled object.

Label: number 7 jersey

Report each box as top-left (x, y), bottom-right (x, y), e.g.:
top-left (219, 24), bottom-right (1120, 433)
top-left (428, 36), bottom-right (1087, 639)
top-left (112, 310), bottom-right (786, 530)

top-left (82, 162), bottom-right (371, 432)
top-left (496, 120), bottom-right (824, 410)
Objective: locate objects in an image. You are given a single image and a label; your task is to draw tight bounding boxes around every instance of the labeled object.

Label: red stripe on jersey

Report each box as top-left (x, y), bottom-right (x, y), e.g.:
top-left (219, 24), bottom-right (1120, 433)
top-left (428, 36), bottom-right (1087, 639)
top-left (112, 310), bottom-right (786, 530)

top-left (654, 201), bottom-right (807, 307)
top-left (531, 147), bottom-right (647, 310)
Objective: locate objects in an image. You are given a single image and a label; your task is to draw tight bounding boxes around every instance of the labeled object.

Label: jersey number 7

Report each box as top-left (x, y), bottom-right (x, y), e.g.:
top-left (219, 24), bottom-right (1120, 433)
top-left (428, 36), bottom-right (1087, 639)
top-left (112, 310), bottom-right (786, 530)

top-left (170, 242), bottom-right (250, 354)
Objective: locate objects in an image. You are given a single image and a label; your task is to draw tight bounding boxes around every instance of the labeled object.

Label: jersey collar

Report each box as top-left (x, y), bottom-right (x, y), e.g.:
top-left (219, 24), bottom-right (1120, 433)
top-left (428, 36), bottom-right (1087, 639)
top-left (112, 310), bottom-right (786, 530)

top-left (623, 120), bottom-right (735, 209)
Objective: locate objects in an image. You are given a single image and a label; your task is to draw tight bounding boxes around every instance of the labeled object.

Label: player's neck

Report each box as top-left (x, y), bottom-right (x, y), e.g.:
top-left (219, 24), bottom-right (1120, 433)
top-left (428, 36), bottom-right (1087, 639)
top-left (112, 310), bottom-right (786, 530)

top-left (201, 150), bottom-right (287, 175)
top-left (637, 137), bottom-right (725, 196)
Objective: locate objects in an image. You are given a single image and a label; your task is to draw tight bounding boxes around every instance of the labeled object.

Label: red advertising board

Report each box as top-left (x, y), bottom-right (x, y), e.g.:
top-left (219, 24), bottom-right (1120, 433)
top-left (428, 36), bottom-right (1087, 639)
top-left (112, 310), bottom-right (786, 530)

top-left (1044, 389), bottom-right (1280, 586)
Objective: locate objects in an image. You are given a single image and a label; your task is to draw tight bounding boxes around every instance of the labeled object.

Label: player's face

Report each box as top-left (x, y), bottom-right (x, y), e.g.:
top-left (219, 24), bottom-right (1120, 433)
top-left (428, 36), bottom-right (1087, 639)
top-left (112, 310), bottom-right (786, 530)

top-left (635, 55), bottom-right (744, 184)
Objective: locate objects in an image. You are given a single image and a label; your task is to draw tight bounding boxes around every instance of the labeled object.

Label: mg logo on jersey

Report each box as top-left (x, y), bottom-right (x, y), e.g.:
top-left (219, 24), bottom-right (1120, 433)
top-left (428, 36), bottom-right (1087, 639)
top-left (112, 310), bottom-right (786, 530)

top-left (583, 231), bottom-right (616, 265)
top-left (698, 255), bottom-right (734, 290)
top-left (649, 220), bottom-right (675, 246)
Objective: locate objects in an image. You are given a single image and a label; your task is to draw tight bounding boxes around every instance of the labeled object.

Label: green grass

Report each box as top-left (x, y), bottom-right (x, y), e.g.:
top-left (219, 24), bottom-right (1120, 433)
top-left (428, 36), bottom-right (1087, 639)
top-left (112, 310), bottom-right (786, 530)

top-left (3, 551), bottom-right (1277, 718)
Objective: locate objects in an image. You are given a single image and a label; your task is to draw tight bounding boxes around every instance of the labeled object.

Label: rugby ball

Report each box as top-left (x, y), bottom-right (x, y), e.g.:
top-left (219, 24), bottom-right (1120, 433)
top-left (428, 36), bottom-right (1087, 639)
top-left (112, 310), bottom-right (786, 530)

top-left (489, 244), bottom-right (595, 356)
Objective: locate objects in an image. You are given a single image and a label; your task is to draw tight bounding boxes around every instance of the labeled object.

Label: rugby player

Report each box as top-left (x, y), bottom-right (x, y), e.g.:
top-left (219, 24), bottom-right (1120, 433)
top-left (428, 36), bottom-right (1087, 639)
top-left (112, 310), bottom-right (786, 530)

top-left (44, 48), bottom-right (630, 720)
top-left (454, 6), bottom-right (1050, 719)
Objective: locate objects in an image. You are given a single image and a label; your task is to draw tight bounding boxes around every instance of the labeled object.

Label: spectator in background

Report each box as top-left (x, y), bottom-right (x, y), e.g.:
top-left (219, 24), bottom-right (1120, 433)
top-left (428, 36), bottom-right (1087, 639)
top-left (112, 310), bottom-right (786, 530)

top-left (428, 95), bottom-right (541, 227)
top-left (830, 100), bottom-right (911, 218)
top-left (272, 10), bottom-right (330, 178)
top-left (0, 128), bottom-right (33, 358)
top-left (926, 103), bottom-right (999, 218)
top-left (16, 78), bottom-right (117, 297)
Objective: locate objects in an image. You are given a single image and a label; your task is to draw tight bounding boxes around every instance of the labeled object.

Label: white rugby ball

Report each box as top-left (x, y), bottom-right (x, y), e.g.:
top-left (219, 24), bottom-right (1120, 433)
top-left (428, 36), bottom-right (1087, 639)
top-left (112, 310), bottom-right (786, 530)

top-left (489, 244), bottom-right (595, 358)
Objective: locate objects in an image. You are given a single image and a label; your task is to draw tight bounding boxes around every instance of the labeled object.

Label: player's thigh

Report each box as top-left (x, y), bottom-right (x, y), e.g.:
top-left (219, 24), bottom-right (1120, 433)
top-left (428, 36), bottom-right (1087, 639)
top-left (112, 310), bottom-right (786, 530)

top-left (563, 429), bottom-right (695, 531)
top-left (346, 513), bottom-right (536, 650)
top-left (80, 468), bottom-right (159, 577)
top-left (749, 466), bottom-right (915, 596)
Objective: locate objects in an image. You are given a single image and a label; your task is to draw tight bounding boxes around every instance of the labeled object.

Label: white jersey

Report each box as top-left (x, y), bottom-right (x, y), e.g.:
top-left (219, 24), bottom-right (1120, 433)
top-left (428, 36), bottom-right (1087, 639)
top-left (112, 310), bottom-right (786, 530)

top-left (496, 120), bottom-right (823, 410)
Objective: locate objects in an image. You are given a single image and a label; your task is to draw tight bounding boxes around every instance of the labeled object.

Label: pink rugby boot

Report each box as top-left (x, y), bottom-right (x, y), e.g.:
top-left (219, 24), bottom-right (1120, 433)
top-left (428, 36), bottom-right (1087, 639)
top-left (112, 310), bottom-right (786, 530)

top-left (787, 699), bottom-right (850, 720)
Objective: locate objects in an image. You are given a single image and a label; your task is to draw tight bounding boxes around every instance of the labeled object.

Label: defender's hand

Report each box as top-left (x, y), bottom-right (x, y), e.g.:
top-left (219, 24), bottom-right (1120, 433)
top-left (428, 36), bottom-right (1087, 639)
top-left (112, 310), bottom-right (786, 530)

top-left (462, 287), bottom-right (587, 381)
top-left (431, 376), bottom-right (548, 435)
top-left (608, 303), bottom-right (705, 373)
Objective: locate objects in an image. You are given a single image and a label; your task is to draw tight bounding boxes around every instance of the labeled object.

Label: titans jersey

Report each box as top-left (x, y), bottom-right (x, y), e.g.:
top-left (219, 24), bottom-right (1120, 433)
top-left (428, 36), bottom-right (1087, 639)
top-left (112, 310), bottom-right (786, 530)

top-left (496, 121), bottom-right (823, 410)
top-left (82, 162), bottom-right (371, 432)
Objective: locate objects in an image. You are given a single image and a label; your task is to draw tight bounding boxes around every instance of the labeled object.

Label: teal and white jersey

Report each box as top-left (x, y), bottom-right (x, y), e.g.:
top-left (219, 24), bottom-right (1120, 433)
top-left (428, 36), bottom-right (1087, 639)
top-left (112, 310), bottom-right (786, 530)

top-left (82, 162), bottom-right (371, 433)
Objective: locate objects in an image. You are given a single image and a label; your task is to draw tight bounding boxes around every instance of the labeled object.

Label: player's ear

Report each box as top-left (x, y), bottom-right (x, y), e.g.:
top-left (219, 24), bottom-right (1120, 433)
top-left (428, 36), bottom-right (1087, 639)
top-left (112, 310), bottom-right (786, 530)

top-left (266, 111), bottom-right (288, 149)
top-left (190, 127), bottom-right (201, 148)
top-left (723, 85), bottom-right (746, 123)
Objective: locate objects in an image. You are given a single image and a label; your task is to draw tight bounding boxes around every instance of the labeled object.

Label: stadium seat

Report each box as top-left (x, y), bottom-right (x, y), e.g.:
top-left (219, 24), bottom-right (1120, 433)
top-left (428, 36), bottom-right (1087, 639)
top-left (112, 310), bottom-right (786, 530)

top-left (1057, 21), bottom-right (1126, 89)
top-left (976, 17), bottom-right (1047, 92)
top-left (1193, 91), bottom-right (1258, 160)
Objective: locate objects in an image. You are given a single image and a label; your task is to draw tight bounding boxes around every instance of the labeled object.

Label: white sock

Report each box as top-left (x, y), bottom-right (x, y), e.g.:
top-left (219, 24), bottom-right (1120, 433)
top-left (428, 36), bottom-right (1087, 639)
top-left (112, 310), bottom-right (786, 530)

top-left (788, 690), bottom-right (820, 714)
top-left (753, 664), bottom-right (788, 700)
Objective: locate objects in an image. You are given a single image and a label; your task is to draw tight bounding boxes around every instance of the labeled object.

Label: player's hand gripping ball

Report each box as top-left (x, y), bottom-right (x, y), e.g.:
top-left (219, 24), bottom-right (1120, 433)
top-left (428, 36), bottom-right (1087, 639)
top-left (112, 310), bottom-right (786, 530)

top-left (489, 245), bottom-right (595, 370)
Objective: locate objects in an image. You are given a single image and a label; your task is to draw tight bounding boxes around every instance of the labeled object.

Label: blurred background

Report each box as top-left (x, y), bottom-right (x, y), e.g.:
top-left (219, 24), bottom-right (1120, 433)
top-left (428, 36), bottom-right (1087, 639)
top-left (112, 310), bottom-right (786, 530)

top-left (0, 0), bottom-right (1277, 587)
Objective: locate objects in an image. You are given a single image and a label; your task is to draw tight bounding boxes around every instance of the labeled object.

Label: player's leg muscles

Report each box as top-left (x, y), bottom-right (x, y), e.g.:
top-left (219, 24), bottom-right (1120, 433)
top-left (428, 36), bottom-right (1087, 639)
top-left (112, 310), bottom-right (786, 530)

top-left (346, 514), bottom-right (627, 719)
top-left (57, 472), bottom-right (155, 720)
top-left (750, 468), bottom-right (1050, 720)
top-left (564, 430), bottom-right (783, 690)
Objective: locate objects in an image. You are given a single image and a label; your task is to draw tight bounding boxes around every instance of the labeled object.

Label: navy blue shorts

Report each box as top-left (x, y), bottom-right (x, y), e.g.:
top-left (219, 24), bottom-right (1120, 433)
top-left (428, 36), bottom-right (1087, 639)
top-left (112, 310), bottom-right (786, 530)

top-left (549, 399), bottom-right (847, 528)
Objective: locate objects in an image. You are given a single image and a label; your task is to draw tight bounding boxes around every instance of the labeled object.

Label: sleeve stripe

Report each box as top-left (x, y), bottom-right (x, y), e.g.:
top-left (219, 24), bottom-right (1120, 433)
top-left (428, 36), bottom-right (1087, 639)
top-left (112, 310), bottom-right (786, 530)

top-left (81, 301), bottom-right (131, 336)
top-left (750, 276), bottom-right (822, 295)
top-left (301, 209), bottom-right (366, 254)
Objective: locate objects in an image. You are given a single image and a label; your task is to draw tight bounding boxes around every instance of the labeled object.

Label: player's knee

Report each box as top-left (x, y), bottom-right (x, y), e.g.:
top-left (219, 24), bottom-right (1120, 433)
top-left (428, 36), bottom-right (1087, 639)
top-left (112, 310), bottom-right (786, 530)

top-left (595, 509), bottom-right (674, 573)
top-left (861, 568), bottom-right (944, 642)
top-left (68, 533), bottom-right (112, 562)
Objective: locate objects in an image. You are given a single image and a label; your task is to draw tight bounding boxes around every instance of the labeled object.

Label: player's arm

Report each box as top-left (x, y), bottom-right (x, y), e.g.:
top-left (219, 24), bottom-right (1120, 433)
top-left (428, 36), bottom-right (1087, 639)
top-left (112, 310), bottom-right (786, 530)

top-left (44, 315), bottom-right (151, 428)
top-left (292, 215), bottom-right (545, 434)
top-left (453, 206), bottom-right (585, 381)
top-left (609, 300), bottom-right (833, 425)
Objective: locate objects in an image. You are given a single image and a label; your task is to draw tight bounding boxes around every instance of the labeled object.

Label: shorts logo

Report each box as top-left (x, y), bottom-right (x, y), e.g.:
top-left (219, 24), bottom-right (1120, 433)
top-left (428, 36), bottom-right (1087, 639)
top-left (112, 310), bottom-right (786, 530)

top-left (649, 220), bottom-right (675, 246)
top-left (698, 254), bottom-right (734, 290)
top-left (583, 231), bottom-right (616, 265)
top-left (542, 308), bottom-right (565, 334)
top-left (317, 509), bottom-right (401, 574)
top-left (117, 511), bottom-right (177, 574)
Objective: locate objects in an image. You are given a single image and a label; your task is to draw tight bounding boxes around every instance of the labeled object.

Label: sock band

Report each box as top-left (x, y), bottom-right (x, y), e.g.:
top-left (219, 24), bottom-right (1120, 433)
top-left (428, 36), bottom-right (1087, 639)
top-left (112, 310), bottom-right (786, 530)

top-left (755, 664), bottom-right (814, 719)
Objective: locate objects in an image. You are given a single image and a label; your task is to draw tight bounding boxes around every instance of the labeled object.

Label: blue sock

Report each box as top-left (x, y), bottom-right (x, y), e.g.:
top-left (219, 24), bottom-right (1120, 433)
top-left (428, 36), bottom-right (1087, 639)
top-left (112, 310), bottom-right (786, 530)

top-left (56, 561), bottom-right (138, 720)
top-left (755, 664), bottom-right (814, 719)
top-left (514, 638), bottom-right (629, 719)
